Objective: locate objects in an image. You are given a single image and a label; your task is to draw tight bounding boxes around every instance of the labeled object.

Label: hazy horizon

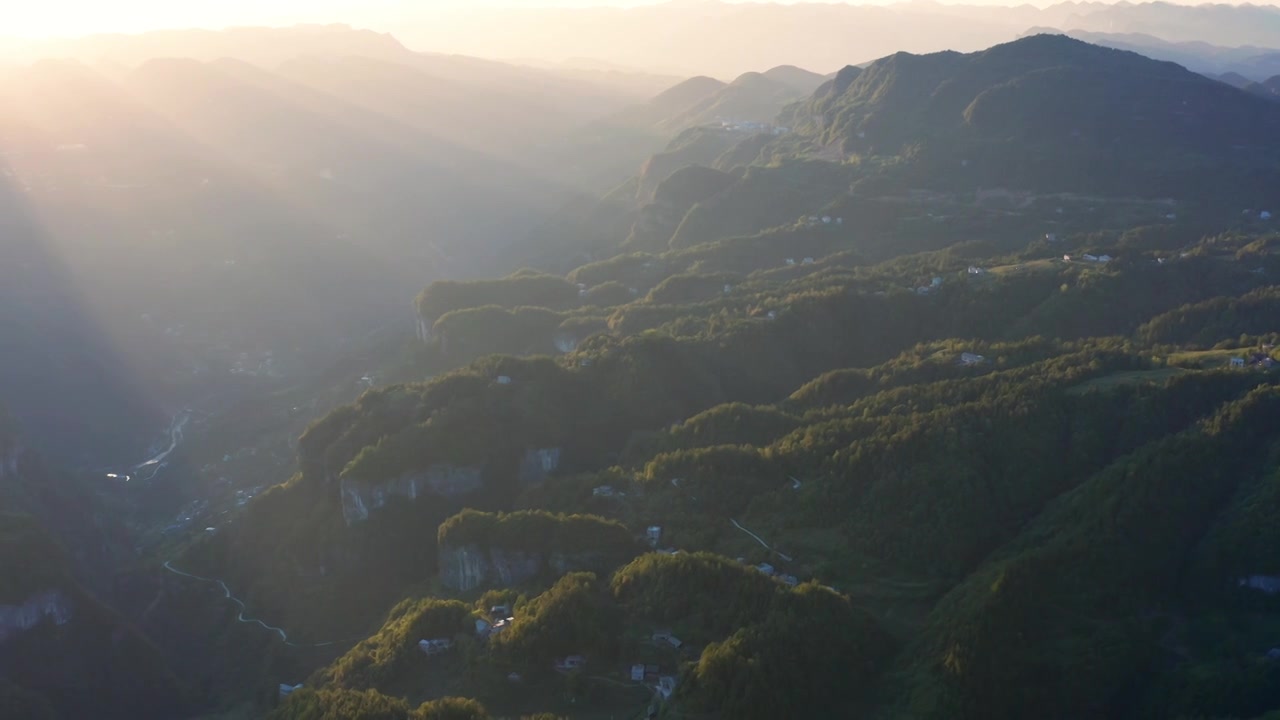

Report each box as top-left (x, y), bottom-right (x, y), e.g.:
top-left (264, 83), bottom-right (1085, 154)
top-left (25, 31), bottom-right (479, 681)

top-left (10, 0), bottom-right (1280, 41)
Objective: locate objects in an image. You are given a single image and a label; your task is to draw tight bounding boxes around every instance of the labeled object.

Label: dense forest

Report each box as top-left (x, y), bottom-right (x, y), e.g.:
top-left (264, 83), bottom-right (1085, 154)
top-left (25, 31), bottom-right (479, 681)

top-left (9, 24), bottom-right (1280, 720)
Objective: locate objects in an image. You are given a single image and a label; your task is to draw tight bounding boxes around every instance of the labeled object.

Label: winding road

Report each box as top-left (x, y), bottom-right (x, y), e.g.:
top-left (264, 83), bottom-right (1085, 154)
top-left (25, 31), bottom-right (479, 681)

top-left (162, 561), bottom-right (341, 648)
top-left (730, 518), bottom-right (793, 562)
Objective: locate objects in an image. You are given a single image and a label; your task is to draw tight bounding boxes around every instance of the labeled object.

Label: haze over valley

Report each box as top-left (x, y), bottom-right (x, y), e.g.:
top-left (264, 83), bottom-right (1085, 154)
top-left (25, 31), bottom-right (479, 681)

top-left (8, 3), bottom-right (1280, 719)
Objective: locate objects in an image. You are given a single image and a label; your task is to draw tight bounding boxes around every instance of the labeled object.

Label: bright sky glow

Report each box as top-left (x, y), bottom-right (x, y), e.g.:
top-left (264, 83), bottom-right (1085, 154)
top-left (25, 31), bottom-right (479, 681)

top-left (8, 0), bottom-right (1264, 40)
top-left (5, 1), bottom-right (669, 39)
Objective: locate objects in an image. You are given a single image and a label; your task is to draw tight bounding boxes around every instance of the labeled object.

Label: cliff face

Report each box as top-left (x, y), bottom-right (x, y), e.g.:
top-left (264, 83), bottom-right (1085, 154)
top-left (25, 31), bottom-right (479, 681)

top-left (340, 464), bottom-right (484, 525)
top-left (341, 448), bottom-right (562, 523)
top-left (0, 440), bottom-right (24, 480)
top-left (438, 543), bottom-right (543, 592)
top-left (0, 590), bottom-right (73, 643)
top-left (438, 543), bottom-right (617, 592)
top-left (518, 447), bottom-right (562, 486)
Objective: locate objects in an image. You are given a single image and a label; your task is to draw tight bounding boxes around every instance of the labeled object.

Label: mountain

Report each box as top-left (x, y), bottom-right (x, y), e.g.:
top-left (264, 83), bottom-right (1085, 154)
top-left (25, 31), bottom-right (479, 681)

top-left (609, 76), bottom-right (729, 131)
top-left (0, 416), bottom-right (192, 719)
top-left (786, 34), bottom-right (1280, 200)
top-left (1022, 27), bottom-right (1280, 81)
top-left (1057, 1), bottom-right (1280, 50)
top-left (394, 1), bottom-right (1280, 77)
top-left (1246, 75), bottom-right (1280, 99)
top-left (1218, 71), bottom-right (1257, 89)
top-left (534, 65), bottom-right (817, 196)
top-left (211, 216), bottom-right (1280, 720)
top-left (551, 33), bottom-right (1280, 265)
top-left (0, 46), bottom-right (594, 464)
top-left (21, 24), bottom-right (1280, 720)
top-left (762, 64), bottom-right (828, 93)
top-left (656, 71), bottom-right (810, 133)
top-left (0, 514), bottom-right (194, 720)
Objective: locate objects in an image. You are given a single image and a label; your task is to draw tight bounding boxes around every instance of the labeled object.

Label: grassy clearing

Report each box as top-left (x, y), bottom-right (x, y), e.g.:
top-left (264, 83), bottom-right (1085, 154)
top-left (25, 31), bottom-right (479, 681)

top-left (1068, 368), bottom-right (1191, 393)
top-left (1166, 348), bottom-right (1253, 369)
top-left (985, 258), bottom-right (1062, 276)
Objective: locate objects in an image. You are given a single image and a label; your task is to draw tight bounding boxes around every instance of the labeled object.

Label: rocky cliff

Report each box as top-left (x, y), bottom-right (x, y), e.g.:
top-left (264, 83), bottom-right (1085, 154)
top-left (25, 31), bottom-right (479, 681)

top-left (517, 447), bottom-right (562, 486)
top-left (0, 440), bottom-right (24, 480)
top-left (438, 543), bottom-right (617, 592)
top-left (0, 590), bottom-right (72, 643)
top-left (340, 464), bottom-right (484, 525)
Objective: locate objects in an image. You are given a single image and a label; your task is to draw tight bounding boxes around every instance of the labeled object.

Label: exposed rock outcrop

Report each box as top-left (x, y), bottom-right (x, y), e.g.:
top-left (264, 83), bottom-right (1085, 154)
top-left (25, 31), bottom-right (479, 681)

top-left (0, 590), bottom-right (72, 643)
top-left (517, 447), bottom-right (562, 486)
top-left (0, 441), bottom-right (24, 480)
top-left (439, 543), bottom-right (612, 592)
top-left (340, 465), bottom-right (483, 524)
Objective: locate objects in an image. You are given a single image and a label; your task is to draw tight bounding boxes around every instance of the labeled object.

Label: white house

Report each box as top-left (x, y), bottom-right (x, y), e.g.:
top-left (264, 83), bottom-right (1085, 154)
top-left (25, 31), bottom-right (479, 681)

top-left (1231, 357), bottom-right (1246, 368)
top-left (279, 684), bottom-right (303, 700)
top-left (647, 526), bottom-right (662, 547)
top-left (756, 563), bottom-right (775, 576)
top-left (766, 311), bottom-right (777, 321)
top-left (475, 618), bottom-right (491, 637)
top-left (631, 664), bottom-right (646, 682)
top-left (652, 630), bottom-right (684, 648)
top-left (496, 375), bottom-right (512, 385)
top-left (658, 676), bottom-right (678, 700)
top-left (1097, 255), bottom-right (1113, 263)
top-left (723, 284), bottom-right (732, 294)
top-left (931, 277), bottom-right (943, 288)
top-left (490, 604), bottom-right (512, 618)
top-left (836, 217), bottom-right (844, 225)
top-left (781, 575), bottom-right (799, 587)
top-left (593, 486), bottom-right (617, 498)
top-left (1083, 254), bottom-right (1098, 262)
top-left (960, 352), bottom-right (985, 366)
top-left (802, 257), bottom-right (816, 265)
top-left (1262, 211), bottom-right (1273, 220)
top-left (1045, 233), bottom-right (1058, 243)
top-left (785, 257), bottom-right (796, 266)
top-left (822, 216), bottom-right (831, 224)
top-left (968, 266), bottom-right (987, 275)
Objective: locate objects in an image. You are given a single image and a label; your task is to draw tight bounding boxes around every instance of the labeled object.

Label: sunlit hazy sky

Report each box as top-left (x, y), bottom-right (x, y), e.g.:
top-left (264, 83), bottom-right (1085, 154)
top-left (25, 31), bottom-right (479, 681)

top-left (9, 1), bottom-right (663, 38)
top-left (7, 0), bottom-right (1261, 40)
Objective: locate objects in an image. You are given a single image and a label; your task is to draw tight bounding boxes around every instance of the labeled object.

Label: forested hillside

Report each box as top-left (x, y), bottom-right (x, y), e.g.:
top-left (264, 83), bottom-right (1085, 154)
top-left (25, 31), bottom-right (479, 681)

top-left (0, 429), bottom-right (192, 719)
top-left (11, 25), bottom-right (1280, 720)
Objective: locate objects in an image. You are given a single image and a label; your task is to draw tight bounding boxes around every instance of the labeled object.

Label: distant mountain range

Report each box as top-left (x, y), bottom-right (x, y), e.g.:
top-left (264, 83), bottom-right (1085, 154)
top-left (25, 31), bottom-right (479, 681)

top-left (1022, 27), bottom-right (1280, 81)
top-left (0, 25), bottom-right (678, 463)
top-left (552, 32), bottom-right (1280, 263)
top-left (392, 1), bottom-right (1280, 77)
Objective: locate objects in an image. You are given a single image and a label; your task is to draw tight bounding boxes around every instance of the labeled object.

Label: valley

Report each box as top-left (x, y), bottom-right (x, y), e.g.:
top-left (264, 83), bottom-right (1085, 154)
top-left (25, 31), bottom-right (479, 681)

top-left (6, 10), bottom-right (1280, 720)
